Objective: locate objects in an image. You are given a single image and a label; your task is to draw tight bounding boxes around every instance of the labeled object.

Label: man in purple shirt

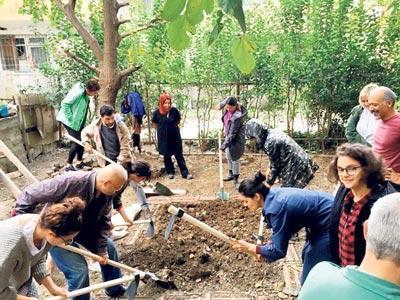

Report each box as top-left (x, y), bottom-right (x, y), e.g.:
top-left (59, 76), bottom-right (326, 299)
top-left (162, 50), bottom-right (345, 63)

top-left (15, 164), bottom-right (128, 300)
top-left (369, 86), bottom-right (400, 191)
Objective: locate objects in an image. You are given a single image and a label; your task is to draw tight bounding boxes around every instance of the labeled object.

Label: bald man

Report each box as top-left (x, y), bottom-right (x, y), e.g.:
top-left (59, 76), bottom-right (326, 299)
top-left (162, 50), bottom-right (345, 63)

top-left (369, 86), bottom-right (400, 191)
top-left (14, 164), bottom-right (128, 299)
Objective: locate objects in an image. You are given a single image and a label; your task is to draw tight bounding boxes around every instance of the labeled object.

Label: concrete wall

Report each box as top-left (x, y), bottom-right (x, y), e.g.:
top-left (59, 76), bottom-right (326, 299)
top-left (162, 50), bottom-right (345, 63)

top-left (0, 115), bottom-right (27, 173)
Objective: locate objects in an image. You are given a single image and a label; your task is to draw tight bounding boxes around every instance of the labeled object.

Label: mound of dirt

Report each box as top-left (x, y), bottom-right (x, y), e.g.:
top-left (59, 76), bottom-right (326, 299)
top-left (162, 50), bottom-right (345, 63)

top-left (120, 200), bottom-right (285, 298)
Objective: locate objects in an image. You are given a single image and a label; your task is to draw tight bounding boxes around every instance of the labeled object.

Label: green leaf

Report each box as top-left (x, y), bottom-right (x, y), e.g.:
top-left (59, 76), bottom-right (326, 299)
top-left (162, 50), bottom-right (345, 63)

top-left (230, 35), bottom-right (256, 74)
top-left (218, 0), bottom-right (237, 13)
top-left (167, 16), bottom-right (191, 51)
top-left (185, 0), bottom-right (204, 25)
top-left (232, 0), bottom-right (246, 32)
top-left (203, 0), bottom-right (214, 14)
top-left (208, 10), bottom-right (224, 45)
top-left (162, 0), bottom-right (187, 21)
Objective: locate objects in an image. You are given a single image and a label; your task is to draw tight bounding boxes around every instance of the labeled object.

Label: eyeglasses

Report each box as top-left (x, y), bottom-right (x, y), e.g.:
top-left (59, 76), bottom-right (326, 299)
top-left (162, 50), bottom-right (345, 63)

top-left (59, 236), bottom-right (74, 245)
top-left (337, 166), bottom-right (363, 176)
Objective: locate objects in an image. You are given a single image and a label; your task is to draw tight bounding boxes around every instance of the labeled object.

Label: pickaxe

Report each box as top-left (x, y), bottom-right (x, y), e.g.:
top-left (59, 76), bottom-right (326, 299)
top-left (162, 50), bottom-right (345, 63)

top-left (58, 244), bottom-right (177, 299)
top-left (164, 205), bottom-right (231, 243)
top-left (114, 219), bottom-right (155, 238)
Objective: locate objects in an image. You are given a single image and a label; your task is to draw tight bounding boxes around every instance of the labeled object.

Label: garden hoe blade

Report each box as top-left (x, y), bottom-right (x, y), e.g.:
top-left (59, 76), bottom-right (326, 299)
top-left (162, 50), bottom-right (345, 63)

top-left (155, 182), bottom-right (174, 196)
top-left (144, 271), bottom-right (178, 290)
top-left (125, 274), bottom-right (140, 300)
top-left (164, 208), bottom-right (185, 240)
top-left (146, 219), bottom-right (155, 238)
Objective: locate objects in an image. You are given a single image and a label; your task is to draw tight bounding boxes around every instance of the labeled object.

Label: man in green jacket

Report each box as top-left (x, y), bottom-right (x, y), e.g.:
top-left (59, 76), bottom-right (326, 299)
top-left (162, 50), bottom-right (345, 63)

top-left (299, 193), bottom-right (400, 300)
top-left (57, 79), bottom-right (100, 171)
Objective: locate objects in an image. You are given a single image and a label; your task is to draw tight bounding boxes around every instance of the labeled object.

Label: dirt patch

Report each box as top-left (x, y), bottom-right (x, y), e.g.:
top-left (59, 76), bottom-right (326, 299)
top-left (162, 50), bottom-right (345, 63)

top-left (120, 200), bottom-right (283, 298)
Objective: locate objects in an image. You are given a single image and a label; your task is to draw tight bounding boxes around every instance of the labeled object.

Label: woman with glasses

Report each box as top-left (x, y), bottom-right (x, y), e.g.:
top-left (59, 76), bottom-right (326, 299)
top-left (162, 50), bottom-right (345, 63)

top-left (327, 143), bottom-right (395, 267)
top-left (0, 197), bottom-right (85, 300)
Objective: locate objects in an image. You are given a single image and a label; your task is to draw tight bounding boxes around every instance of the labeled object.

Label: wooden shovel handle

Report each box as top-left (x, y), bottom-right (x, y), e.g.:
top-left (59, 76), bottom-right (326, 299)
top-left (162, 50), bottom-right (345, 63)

top-left (65, 134), bottom-right (115, 165)
top-left (58, 244), bottom-right (139, 274)
top-left (47, 275), bottom-right (136, 300)
top-left (168, 205), bottom-right (230, 243)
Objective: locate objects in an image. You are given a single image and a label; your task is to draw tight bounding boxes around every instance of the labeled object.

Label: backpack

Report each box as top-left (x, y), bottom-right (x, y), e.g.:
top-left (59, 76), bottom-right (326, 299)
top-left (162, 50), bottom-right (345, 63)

top-left (126, 91), bottom-right (146, 117)
top-left (120, 95), bottom-right (131, 114)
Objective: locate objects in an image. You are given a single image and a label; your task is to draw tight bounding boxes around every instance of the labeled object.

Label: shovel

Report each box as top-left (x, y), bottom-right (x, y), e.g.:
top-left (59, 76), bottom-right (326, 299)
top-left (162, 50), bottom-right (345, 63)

top-left (165, 205), bottom-right (231, 243)
top-left (153, 181), bottom-right (174, 196)
top-left (58, 244), bottom-right (177, 297)
top-left (113, 219), bottom-right (155, 238)
top-left (46, 275), bottom-right (139, 300)
top-left (216, 130), bottom-right (229, 201)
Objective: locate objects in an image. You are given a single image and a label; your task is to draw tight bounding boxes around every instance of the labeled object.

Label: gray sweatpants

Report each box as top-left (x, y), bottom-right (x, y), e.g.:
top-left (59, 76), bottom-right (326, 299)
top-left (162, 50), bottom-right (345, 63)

top-left (225, 148), bottom-right (240, 175)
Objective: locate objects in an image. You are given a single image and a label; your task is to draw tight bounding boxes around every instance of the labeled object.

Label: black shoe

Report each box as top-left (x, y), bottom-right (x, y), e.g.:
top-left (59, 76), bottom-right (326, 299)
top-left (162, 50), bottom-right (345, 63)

top-left (223, 170), bottom-right (234, 181)
top-left (75, 161), bottom-right (89, 169)
top-left (65, 165), bottom-right (77, 172)
top-left (233, 174), bottom-right (240, 189)
top-left (106, 286), bottom-right (126, 299)
top-left (167, 174), bottom-right (175, 179)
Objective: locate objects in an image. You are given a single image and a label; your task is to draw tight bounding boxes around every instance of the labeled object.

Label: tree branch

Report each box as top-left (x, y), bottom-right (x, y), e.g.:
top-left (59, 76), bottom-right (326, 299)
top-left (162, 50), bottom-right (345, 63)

top-left (117, 1), bottom-right (130, 10)
top-left (117, 19), bottom-right (131, 27)
top-left (119, 17), bottom-right (163, 41)
top-left (119, 64), bottom-right (142, 78)
top-left (55, 0), bottom-right (103, 60)
top-left (64, 49), bottom-right (100, 74)
top-left (69, 0), bottom-right (77, 10)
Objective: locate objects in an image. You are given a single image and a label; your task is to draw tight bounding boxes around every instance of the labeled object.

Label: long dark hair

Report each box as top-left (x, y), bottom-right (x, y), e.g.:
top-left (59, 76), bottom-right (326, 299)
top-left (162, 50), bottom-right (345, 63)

top-left (238, 171), bottom-right (270, 198)
top-left (327, 143), bottom-right (385, 189)
top-left (39, 197), bottom-right (85, 237)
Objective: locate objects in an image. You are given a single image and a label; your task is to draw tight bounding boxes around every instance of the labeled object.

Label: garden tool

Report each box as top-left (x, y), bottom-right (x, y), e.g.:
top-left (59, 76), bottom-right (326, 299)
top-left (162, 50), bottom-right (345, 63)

top-left (154, 181), bottom-right (174, 196)
top-left (47, 275), bottom-right (139, 300)
top-left (164, 205), bottom-right (231, 243)
top-left (216, 130), bottom-right (229, 200)
top-left (65, 134), bottom-right (116, 165)
top-left (113, 219), bottom-right (155, 238)
top-left (253, 211), bottom-right (264, 244)
top-left (59, 244), bottom-right (177, 297)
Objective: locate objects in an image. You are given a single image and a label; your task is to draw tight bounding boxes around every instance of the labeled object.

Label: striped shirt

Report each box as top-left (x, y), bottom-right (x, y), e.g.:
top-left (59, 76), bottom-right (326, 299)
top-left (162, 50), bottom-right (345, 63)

top-left (338, 191), bottom-right (369, 266)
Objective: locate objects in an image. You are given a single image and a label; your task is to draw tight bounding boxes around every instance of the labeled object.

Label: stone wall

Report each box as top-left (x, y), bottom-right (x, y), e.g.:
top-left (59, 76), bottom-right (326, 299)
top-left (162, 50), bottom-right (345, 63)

top-left (0, 115), bottom-right (27, 173)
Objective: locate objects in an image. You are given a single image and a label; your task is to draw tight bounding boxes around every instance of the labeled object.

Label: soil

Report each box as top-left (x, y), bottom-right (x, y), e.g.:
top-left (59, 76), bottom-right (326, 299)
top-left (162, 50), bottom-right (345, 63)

top-left (0, 146), bottom-right (335, 299)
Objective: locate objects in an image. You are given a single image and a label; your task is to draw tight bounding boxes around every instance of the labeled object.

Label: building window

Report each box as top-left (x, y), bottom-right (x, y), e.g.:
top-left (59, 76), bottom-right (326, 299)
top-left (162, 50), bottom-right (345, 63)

top-left (0, 35), bottom-right (47, 71)
top-left (15, 37), bottom-right (26, 59)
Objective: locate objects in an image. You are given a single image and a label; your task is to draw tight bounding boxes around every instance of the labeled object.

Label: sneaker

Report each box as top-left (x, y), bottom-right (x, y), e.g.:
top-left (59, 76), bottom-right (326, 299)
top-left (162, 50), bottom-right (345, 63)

top-left (167, 174), bottom-right (175, 179)
top-left (64, 165), bottom-right (77, 172)
top-left (184, 174), bottom-right (193, 180)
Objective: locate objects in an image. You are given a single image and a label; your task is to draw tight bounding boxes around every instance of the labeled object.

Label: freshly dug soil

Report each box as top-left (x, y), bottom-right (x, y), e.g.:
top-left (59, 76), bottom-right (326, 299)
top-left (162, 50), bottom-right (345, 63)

top-left (120, 200), bottom-right (284, 298)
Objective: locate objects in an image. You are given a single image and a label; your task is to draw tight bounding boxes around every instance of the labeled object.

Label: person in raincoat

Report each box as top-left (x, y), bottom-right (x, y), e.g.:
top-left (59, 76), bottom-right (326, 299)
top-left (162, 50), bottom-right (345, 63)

top-left (245, 118), bottom-right (318, 188)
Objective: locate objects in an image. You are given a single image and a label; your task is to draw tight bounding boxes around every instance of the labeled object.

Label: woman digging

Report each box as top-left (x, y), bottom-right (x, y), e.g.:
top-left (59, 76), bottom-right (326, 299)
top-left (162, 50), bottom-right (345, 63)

top-left (230, 172), bottom-right (334, 284)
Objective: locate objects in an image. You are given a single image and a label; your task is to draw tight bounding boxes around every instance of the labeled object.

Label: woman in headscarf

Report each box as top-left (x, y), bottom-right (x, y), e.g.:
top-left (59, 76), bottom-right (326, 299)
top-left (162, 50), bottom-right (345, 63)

top-left (245, 118), bottom-right (318, 188)
top-left (152, 92), bottom-right (193, 180)
top-left (216, 96), bottom-right (248, 188)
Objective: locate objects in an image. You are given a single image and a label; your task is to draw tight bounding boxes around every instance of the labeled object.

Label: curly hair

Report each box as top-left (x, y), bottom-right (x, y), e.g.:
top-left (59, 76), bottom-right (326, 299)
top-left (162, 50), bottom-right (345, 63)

top-left (327, 143), bottom-right (385, 189)
top-left (38, 197), bottom-right (85, 237)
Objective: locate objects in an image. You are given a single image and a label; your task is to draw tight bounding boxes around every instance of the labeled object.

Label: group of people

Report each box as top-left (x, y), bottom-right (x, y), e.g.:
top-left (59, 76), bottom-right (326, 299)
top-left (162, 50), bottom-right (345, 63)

top-left (1, 78), bottom-right (400, 299)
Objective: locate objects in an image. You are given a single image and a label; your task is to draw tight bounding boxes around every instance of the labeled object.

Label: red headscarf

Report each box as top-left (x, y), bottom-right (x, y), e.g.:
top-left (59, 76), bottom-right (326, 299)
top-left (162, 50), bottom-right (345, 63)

top-left (159, 92), bottom-right (171, 115)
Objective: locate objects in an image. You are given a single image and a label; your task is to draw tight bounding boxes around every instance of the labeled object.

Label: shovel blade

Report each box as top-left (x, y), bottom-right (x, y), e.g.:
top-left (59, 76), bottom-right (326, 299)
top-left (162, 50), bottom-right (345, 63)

top-left (126, 275), bottom-right (140, 300)
top-left (155, 182), bottom-right (174, 196)
top-left (164, 214), bottom-right (178, 240)
top-left (146, 220), bottom-right (155, 238)
top-left (216, 190), bottom-right (229, 201)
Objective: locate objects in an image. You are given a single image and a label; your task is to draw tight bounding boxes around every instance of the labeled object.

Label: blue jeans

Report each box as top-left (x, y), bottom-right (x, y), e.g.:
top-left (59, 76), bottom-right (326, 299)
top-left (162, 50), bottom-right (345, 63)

top-left (301, 233), bottom-right (332, 285)
top-left (50, 238), bottom-right (124, 300)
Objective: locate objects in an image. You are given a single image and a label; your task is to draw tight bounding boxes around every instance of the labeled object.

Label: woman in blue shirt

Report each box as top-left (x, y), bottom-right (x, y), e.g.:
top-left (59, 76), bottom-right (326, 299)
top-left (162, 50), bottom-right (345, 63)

top-left (230, 171), bottom-right (334, 284)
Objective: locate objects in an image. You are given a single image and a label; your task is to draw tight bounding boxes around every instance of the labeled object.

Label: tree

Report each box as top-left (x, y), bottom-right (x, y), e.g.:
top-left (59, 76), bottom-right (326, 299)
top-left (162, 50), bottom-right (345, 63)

top-left (20, 0), bottom-right (253, 108)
